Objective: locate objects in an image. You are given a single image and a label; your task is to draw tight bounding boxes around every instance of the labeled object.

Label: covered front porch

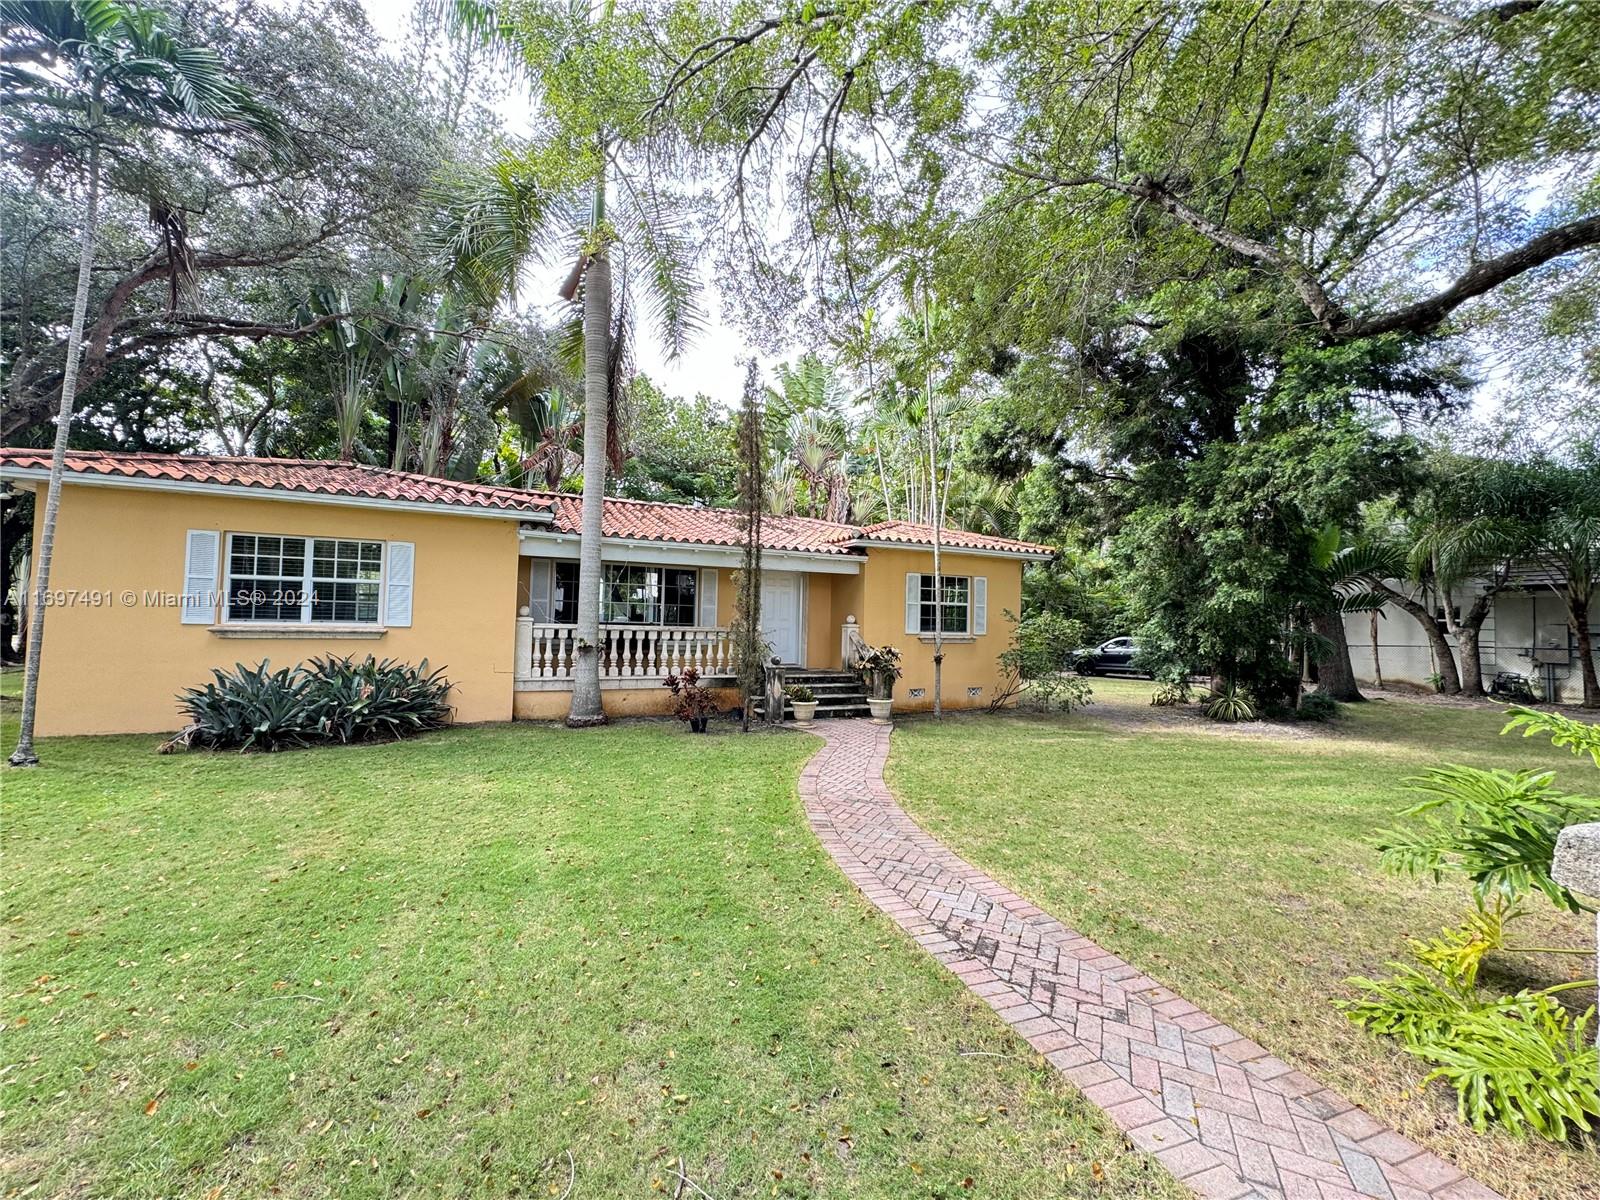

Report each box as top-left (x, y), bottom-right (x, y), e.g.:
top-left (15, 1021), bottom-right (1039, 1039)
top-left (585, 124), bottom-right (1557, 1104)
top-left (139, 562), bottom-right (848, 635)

top-left (512, 529), bottom-right (865, 717)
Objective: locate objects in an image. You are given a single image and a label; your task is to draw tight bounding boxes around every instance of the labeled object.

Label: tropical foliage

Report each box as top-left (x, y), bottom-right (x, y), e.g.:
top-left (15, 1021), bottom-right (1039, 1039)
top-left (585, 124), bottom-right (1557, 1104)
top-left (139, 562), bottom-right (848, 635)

top-left (991, 611), bottom-right (1092, 713)
top-left (1343, 708), bottom-right (1600, 1140)
top-left (166, 656), bottom-right (454, 753)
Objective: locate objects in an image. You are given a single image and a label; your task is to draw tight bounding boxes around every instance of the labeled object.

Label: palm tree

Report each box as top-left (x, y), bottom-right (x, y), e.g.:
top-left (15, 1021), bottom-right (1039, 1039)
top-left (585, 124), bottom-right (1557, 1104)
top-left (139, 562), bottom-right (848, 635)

top-left (432, 4), bottom-right (703, 726)
top-left (763, 357), bottom-right (852, 519)
top-left (1303, 525), bottom-right (1397, 703)
top-left (3, 0), bottom-right (285, 767)
top-left (1406, 514), bottom-right (1532, 697)
top-left (886, 294), bottom-right (956, 717)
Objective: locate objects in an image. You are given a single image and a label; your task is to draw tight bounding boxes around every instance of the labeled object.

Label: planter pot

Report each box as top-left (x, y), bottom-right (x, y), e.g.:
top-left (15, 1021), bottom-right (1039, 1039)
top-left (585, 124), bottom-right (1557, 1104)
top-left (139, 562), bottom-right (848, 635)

top-left (790, 700), bottom-right (819, 726)
top-left (867, 697), bottom-right (893, 725)
top-left (689, 716), bottom-right (709, 734)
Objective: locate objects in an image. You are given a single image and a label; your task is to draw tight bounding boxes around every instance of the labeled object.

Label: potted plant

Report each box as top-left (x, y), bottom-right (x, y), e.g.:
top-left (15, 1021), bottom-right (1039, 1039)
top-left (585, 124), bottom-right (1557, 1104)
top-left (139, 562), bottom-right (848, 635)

top-left (852, 643), bottom-right (902, 724)
top-left (787, 684), bottom-right (818, 726)
top-left (663, 667), bottom-right (718, 733)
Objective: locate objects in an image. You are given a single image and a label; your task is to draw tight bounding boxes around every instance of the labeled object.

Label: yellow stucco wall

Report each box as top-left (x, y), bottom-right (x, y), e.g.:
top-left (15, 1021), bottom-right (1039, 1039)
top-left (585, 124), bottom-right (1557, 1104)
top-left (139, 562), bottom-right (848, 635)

top-left (803, 573), bottom-right (834, 669)
top-left (850, 548), bottom-right (1023, 712)
top-left (512, 684), bottom-right (742, 721)
top-left (26, 483), bottom-right (520, 735)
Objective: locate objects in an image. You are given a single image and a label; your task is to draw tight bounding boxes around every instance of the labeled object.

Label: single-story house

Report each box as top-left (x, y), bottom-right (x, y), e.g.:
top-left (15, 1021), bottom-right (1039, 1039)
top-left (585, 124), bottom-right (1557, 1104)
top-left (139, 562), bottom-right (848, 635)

top-left (0, 450), bottom-right (1052, 735)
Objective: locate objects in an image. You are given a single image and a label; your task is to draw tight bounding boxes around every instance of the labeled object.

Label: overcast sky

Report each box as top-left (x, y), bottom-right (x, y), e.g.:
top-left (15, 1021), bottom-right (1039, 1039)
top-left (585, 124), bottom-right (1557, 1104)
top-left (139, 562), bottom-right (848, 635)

top-left (360, 0), bottom-right (766, 406)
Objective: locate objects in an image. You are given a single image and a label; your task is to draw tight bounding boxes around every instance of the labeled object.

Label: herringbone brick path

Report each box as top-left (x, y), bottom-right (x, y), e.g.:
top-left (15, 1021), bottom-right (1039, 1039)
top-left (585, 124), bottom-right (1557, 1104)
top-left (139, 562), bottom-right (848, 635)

top-left (798, 720), bottom-right (1502, 1200)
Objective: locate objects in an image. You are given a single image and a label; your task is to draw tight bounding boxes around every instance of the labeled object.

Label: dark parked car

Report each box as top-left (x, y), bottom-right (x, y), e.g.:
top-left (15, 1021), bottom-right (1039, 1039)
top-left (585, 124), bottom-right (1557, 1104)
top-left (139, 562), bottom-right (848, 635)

top-left (1073, 637), bottom-right (1148, 677)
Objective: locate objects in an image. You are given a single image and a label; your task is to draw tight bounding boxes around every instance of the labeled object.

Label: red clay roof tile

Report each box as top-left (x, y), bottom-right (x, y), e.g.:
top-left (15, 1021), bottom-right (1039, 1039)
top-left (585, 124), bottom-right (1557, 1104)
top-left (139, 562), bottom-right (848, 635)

top-left (0, 449), bottom-right (1054, 557)
top-left (0, 449), bottom-right (556, 515)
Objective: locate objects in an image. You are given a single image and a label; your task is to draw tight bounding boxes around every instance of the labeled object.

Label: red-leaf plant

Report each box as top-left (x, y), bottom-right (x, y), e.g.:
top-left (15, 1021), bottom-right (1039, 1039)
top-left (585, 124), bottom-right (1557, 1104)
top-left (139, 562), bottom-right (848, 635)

top-left (663, 667), bottom-right (719, 722)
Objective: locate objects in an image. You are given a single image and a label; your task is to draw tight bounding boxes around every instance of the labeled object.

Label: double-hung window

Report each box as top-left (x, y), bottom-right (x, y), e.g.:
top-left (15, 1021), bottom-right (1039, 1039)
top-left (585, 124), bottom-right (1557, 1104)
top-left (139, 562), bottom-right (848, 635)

top-left (917, 574), bottom-right (971, 634)
top-left (907, 573), bottom-right (987, 636)
top-left (600, 565), bottom-right (699, 625)
top-left (225, 533), bottom-right (382, 624)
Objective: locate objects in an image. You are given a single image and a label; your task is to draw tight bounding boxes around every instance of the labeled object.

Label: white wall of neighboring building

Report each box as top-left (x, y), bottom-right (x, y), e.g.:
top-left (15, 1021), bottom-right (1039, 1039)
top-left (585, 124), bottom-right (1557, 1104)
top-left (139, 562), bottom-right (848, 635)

top-left (1342, 584), bottom-right (1598, 703)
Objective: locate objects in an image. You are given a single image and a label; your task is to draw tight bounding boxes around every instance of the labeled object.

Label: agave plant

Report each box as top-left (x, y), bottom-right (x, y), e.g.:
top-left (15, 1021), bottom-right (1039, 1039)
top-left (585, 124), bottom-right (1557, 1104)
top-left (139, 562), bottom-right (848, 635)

top-left (167, 657), bottom-right (452, 753)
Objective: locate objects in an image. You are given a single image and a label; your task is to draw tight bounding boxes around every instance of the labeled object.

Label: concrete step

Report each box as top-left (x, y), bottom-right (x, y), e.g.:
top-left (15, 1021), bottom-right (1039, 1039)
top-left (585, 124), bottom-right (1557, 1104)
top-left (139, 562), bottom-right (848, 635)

top-left (753, 699), bottom-right (873, 719)
top-left (786, 681), bottom-right (867, 695)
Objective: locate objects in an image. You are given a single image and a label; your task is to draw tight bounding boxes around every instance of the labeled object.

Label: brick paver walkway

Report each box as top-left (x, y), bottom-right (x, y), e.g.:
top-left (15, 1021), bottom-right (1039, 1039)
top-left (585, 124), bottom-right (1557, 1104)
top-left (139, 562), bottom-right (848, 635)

top-left (798, 720), bottom-right (1502, 1200)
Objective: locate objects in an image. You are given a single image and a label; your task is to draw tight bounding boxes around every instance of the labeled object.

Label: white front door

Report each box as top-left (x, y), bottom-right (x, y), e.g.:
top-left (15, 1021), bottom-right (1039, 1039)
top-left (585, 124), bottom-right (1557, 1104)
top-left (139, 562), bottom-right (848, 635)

top-left (761, 572), bottom-right (803, 664)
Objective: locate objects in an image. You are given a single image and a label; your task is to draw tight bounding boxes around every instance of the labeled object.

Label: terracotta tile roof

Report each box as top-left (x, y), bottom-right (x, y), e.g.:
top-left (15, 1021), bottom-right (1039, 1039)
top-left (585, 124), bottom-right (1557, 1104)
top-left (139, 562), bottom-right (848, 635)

top-left (543, 497), bottom-right (1051, 557)
top-left (0, 449), bottom-right (557, 517)
top-left (0, 449), bottom-right (1054, 557)
top-left (546, 494), bottom-right (867, 554)
top-left (849, 520), bottom-right (1055, 557)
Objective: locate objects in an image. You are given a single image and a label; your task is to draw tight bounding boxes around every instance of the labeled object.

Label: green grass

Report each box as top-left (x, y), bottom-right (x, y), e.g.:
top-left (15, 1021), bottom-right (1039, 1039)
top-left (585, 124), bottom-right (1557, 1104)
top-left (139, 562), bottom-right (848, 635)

top-left (888, 680), bottom-right (1600, 1200)
top-left (0, 713), bottom-right (1179, 1200)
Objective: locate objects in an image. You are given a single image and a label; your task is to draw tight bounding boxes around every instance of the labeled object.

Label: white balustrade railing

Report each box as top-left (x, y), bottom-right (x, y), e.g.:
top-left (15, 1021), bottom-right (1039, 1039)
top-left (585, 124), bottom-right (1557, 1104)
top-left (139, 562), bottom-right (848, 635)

top-left (515, 618), bottom-right (733, 684)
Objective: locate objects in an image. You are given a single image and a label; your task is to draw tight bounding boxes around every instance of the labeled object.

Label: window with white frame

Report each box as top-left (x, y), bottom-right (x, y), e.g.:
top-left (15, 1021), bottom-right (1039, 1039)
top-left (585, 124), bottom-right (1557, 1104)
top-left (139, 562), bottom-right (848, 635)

top-left (915, 574), bottom-right (971, 634)
top-left (225, 534), bottom-right (382, 624)
top-left (600, 564), bottom-right (698, 625)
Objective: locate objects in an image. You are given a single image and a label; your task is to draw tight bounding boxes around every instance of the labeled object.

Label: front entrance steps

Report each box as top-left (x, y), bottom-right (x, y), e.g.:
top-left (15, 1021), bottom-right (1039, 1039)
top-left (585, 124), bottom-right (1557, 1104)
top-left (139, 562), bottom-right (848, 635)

top-left (751, 669), bottom-right (872, 720)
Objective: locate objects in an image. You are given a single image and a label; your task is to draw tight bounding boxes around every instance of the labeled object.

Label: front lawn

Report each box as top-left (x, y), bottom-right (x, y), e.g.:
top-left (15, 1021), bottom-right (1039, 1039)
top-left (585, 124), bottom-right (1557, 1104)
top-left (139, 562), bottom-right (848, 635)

top-left (0, 715), bottom-right (1177, 1200)
top-left (888, 680), bottom-right (1599, 1200)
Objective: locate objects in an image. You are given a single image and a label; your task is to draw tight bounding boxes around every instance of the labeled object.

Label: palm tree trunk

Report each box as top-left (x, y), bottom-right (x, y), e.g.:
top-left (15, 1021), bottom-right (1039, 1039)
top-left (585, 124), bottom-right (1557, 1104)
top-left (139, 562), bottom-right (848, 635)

top-left (10, 134), bottom-right (102, 768)
top-left (567, 234), bottom-right (611, 728)
top-left (1310, 608), bottom-right (1363, 701)
top-left (1568, 594), bottom-right (1599, 709)
top-left (924, 354), bottom-right (943, 719)
top-left (1369, 611), bottom-right (1383, 689)
top-left (1377, 583), bottom-right (1461, 694)
top-left (874, 442), bottom-right (892, 520)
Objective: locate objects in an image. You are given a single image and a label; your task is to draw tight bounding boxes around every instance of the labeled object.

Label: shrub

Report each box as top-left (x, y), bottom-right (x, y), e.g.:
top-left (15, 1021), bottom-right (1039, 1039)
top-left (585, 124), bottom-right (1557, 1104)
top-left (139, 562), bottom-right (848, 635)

top-left (786, 684), bottom-right (815, 703)
top-left (167, 656), bottom-right (452, 753)
top-left (1149, 675), bottom-right (1192, 707)
top-left (169, 660), bottom-right (315, 752)
top-left (663, 666), bottom-right (719, 723)
top-left (1201, 683), bottom-right (1255, 723)
top-left (1297, 692), bottom-right (1340, 722)
top-left (304, 655), bottom-right (454, 745)
top-left (851, 643), bottom-right (903, 700)
top-left (992, 611), bottom-right (1092, 712)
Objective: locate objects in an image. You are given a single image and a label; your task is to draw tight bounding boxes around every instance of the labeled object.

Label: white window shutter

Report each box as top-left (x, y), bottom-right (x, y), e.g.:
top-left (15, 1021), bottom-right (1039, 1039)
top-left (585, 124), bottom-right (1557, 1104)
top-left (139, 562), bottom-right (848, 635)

top-left (181, 530), bottom-right (220, 625)
top-left (973, 576), bottom-right (988, 635)
top-left (905, 573), bottom-right (921, 634)
top-left (699, 568), bottom-right (719, 627)
top-left (528, 560), bottom-right (552, 620)
top-left (385, 541), bottom-right (415, 627)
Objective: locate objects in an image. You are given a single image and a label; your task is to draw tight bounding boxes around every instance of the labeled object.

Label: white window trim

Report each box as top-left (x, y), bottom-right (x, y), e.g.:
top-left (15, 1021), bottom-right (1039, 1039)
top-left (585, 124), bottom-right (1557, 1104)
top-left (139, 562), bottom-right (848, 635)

top-left (913, 573), bottom-right (974, 636)
top-left (221, 532), bottom-right (387, 628)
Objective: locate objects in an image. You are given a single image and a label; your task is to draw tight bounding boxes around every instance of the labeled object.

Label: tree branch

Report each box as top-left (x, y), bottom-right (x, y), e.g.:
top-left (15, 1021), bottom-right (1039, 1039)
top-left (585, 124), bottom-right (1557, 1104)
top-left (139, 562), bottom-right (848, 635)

top-left (967, 147), bottom-right (1600, 342)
